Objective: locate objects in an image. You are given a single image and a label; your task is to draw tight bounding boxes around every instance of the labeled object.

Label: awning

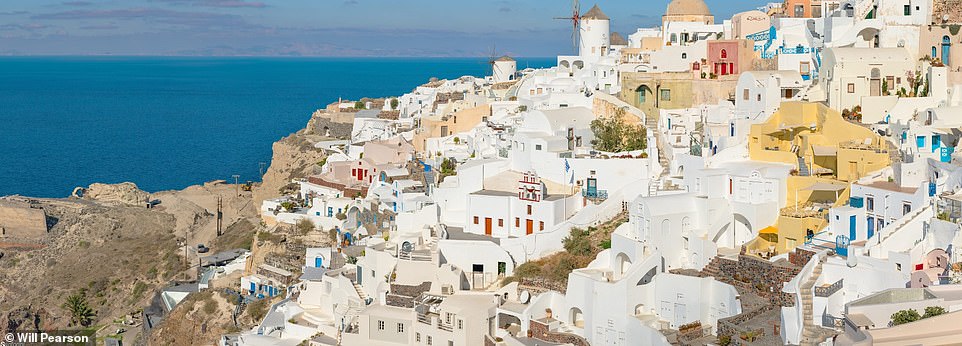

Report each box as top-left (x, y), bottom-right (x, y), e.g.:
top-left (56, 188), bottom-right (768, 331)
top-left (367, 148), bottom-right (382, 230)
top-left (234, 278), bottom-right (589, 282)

top-left (801, 182), bottom-right (848, 192)
top-left (812, 145), bottom-right (837, 156)
top-left (759, 226), bottom-right (778, 234)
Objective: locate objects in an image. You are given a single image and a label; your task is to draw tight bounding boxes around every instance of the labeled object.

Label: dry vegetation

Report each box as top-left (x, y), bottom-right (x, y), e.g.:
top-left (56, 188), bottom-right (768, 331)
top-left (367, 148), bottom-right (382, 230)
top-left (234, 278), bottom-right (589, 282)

top-left (503, 212), bottom-right (627, 286)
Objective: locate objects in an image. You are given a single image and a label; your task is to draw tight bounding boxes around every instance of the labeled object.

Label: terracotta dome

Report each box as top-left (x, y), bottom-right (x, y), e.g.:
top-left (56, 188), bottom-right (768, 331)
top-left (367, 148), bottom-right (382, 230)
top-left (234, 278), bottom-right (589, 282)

top-left (666, 0), bottom-right (712, 16)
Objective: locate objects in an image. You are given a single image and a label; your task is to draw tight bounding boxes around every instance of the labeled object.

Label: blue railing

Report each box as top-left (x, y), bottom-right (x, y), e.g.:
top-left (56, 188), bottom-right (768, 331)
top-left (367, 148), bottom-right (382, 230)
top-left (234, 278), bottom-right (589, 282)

top-left (582, 189), bottom-right (608, 200)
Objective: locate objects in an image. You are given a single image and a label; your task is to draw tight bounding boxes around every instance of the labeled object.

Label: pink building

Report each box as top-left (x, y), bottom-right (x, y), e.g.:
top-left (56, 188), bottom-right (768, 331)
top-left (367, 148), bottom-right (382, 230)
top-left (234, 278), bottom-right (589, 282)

top-left (706, 40), bottom-right (754, 77)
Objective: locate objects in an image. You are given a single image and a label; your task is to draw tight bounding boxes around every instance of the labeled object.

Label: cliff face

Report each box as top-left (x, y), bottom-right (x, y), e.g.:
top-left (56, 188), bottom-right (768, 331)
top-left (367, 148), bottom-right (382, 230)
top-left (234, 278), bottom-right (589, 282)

top-left (252, 126), bottom-right (330, 206)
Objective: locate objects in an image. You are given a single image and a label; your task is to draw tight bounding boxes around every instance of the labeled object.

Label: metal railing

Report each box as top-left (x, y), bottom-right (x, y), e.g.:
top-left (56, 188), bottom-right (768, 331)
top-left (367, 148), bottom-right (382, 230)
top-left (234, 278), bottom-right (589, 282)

top-left (814, 279), bottom-right (843, 297)
top-left (582, 189), bottom-right (608, 200)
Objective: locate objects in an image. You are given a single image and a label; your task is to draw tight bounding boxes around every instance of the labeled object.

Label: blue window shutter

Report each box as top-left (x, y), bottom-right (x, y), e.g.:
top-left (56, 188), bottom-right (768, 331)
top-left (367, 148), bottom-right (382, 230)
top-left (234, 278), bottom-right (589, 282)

top-left (917, 136), bottom-right (926, 148)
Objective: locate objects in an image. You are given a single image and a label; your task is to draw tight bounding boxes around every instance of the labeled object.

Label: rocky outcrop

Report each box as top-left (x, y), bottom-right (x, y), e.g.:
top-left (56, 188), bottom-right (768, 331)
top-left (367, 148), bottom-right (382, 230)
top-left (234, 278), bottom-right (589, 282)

top-left (253, 130), bottom-right (328, 206)
top-left (81, 182), bottom-right (150, 207)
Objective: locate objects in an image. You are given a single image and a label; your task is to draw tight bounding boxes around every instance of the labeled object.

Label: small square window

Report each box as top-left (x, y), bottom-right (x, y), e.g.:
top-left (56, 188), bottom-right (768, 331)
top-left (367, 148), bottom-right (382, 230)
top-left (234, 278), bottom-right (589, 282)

top-left (498, 219), bottom-right (504, 227)
top-left (847, 83), bottom-right (855, 93)
top-left (539, 221), bottom-right (545, 230)
top-left (660, 89), bottom-right (671, 101)
top-left (473, 216), bottom-right (479, 224)
top-left (527, 205), bottom-right (532, 215)
top-left (535, 144), bottom-right (543, 151)
top-left (378, 320), bottom-right (385, 330)
top-left (515, 218), bottom-right (519, 227)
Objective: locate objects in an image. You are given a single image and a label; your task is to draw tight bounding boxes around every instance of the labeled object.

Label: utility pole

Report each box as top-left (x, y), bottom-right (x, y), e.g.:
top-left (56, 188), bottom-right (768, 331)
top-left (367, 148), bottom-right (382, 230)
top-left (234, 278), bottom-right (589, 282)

top-left (217, 196), bottom-right (223, 237)
top-left (232, 174), bottom-right (241, 196)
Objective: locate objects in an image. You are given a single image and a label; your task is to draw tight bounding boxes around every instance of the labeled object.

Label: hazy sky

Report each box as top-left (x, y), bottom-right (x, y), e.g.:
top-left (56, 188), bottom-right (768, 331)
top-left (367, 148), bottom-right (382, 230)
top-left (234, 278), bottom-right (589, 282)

top-left (0, 0), bottom-right (767, 57)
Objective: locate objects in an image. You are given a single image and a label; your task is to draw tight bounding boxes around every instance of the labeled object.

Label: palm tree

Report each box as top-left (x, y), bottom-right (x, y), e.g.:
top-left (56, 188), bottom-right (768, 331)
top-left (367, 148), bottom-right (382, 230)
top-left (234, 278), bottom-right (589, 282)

top-left (63, 291), bottom-right (95, 327)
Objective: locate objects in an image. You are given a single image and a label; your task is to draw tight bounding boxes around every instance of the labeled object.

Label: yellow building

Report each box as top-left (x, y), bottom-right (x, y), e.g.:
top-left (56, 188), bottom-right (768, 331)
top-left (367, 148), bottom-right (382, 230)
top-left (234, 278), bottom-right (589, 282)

top-left (620, 72), bottom-right (738, 120)
top-left (414, 104), bottom-right (490, 152)
top-left (745, 102), bottom-right (893, 255)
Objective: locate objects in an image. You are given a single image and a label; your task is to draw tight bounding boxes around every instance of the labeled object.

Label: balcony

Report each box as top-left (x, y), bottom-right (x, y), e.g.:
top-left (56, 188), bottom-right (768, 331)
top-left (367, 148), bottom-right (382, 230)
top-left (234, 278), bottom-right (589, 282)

top-left (582, 188), bottom-right (608, 201)
top-left (814, 279), bottom-right (843, 297)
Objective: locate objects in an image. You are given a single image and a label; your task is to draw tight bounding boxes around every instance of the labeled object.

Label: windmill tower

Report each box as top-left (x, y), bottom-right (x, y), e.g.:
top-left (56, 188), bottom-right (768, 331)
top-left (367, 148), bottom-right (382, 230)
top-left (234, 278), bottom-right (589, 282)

top-left (491, 56), bottom-right (517, 83)
top-left (579, 4), bottom-right (610, 58)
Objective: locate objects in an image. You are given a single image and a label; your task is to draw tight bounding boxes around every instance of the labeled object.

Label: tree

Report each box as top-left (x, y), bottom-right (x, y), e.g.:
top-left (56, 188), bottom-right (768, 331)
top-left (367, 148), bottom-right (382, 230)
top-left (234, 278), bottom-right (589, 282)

top-left (453, 137), bottom-right (460, 145)
top-left (923, 306), bottom-right (946, 318)
top-left (590, 110), bottom-right (647, 153)
top-left (390, 98), bottom-right (399, 110)
top-left (63, 290), bottom-right (95, 327)
top-left (891, 309), bottom-right (921, 326)
top-left (354, 101), bottom-right (365, 110)
top-left (562, 227), bottom-right (593, 256)
top-left (882, 79), bottom-right (889, 96)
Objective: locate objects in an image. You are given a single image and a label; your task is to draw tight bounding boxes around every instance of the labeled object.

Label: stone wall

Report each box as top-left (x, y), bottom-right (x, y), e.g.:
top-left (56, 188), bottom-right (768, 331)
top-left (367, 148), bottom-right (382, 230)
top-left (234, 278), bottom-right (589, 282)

top-left (933, 0), bottom-right (962, 24)
top-left (713, 254), bottom-right (800, 306)
top-left (309, 111), bottom-right (355, 139)
top-left (387, 282), bottom-right (431, 308)
top-left (528, 320), bottom-right (590, 346)
top-left (0, 201), bottom-right (47, 241)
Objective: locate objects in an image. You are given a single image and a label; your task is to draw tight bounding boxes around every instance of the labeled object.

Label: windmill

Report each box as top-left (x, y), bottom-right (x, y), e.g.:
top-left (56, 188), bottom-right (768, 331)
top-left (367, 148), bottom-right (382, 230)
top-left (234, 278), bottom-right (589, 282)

top-left (554, 0), bottom-right (580, 54)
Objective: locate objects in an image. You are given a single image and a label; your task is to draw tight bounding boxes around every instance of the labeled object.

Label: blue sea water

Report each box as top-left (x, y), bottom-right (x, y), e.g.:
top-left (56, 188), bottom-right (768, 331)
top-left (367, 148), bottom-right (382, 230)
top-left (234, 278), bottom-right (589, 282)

top-left (0, 56), bottom-right (555, 197)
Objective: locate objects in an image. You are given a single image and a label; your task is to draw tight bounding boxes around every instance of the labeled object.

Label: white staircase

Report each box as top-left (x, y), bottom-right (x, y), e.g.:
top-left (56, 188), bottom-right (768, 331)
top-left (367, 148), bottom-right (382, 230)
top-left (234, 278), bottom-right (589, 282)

top-left (799, 258), bottom-right (825, 346)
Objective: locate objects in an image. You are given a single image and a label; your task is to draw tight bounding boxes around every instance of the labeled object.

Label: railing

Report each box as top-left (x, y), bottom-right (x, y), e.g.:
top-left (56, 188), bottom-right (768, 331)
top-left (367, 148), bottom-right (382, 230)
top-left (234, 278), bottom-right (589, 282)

top-left (581, 188), bottom-right (608, 200)
top-left (821, 314), bottom-right (844, 329)
top-left (814, 279), bottom-right (843, 297)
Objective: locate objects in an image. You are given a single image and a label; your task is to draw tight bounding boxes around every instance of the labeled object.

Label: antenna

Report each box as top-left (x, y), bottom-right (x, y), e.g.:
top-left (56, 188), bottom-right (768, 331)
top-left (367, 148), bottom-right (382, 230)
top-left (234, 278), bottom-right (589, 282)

top-left (553, 0), bottom-right (580, 53)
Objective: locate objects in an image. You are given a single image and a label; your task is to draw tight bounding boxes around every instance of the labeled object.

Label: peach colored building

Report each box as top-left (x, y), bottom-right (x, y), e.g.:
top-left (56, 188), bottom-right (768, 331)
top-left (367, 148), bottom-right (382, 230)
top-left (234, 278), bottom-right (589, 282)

top-left (706, 40), bottom-right (755, 77)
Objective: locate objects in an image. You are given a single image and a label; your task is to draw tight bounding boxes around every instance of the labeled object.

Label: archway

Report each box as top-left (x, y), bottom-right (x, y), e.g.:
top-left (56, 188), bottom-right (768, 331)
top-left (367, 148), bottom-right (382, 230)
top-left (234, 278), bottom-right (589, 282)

top-left (635, 85), bottom-right (651, 106)
top-left (572, 60), bottom-right (584, 70)
top-left (569, 307), bottom-right (585, 328)
top-left (634, 304), bottom-right (647, 316)
top-left (870, 68), bottom-right (882, 96)
top-left (616, 252), bottom-right (632, 275)
top-left (943, 36), bottom-right (952, 66)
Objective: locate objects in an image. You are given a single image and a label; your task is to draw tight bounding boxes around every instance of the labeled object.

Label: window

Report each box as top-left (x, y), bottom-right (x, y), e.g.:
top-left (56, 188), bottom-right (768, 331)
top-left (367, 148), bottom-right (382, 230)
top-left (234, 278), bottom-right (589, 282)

top-left (660, 89), bottom-right (671, 101)
top-left (933, 46), bottom-right (939, 59)
top-left (473, 216), bottom-right (479, 224)
top-left (398, 323), bottom-right (405, 333)
top-left (720, 49), bottom-right (728, 59)
top-left (498, 219), bottom-right (504, 227)
top-left (427, 336), bottom-right (433, 345)
top-left (378, 320), bottom-right (385, 330)
top-left (847, 83), bottom-right (855, 93)
top-left (527, 205), bottom-right (532, 215)
top-left (866, 196), bottom-right (875, 212)
top-left (539, 221), bottom-right (545, 230)
top-left (682, 53), bottom-right (687, 59)
top-left (445, 313), bottom-right (452, 324)
top-left (757, 94), bottom-right (761, 102)
top-left (794, 5), bottom-right (804, 17)
top-left (904, 5), bottom-right (911, 15)
top-left (903, 203), bottom-right (912, 215)
top-left (800, 62), bottom-right (811, 76)
top-left (417, 333), bottom-right (421, 342)
top-left (515, 217), bottom-right (519, 227)
top-left (535, 144), bottom-right (543, 151)
top-left (458, 319), bottom-right (463, 329)
top-left (743, 89), bottom-right (749, 101)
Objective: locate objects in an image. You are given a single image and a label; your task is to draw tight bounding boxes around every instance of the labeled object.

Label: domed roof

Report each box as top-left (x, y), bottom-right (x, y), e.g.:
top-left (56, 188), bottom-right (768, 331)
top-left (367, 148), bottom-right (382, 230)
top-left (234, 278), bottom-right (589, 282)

top-left (666, 0), bottom-right (711, 16)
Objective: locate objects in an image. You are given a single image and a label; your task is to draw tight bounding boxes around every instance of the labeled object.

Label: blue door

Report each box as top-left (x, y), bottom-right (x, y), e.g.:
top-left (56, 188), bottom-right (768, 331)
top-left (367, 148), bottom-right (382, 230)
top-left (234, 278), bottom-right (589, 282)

top-left (315, 257), bottom-right (323, 268)
top-left (943, 36), bottom-right (952, 67)
top-left (867, 216), bottom-right (875, 239)
top-left (849, 215), bottom-right (857, 240)
top-left (250, 282), bottom-right (256, 293)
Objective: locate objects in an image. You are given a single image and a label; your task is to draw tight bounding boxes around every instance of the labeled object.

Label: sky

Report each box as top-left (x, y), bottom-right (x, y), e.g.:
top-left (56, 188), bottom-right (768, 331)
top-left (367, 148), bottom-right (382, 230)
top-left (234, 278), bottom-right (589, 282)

top-left (0, 0), bottom-right (768, 57)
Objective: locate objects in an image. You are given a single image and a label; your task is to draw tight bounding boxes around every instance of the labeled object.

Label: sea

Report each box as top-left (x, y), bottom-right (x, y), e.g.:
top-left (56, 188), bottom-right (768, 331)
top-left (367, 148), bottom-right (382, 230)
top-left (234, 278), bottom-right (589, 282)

top-left (0, 56), bottom-right (556, 197)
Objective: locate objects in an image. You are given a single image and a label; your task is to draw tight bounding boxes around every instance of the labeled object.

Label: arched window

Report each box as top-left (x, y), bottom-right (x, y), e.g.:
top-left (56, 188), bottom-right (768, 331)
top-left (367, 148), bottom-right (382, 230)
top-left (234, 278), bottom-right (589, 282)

top-left (943, 36), bottom-right (952, 66)
top-left (721, 49), bottom-right (728, 59)
top-left (932, 46), bottom-right (938, 59)
top-left (682, 53), bottom-right (688, 59)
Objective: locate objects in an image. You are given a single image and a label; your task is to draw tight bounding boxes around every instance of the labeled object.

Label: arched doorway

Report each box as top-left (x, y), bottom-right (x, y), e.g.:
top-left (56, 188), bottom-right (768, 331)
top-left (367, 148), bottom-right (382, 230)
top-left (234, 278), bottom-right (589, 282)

top-left (943, 36), bottom-right (952, 66)
top-left (635, 85), bottom-right (651, 106)
top-left (870, 68), bottom-right (882, 96)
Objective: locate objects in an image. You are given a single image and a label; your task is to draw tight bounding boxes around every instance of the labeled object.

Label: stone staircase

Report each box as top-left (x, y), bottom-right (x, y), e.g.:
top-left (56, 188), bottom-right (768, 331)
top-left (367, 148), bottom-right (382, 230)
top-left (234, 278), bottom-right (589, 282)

top-left (645, 113), bottom-right (670, 197)
top-left (797, 156), bottom-right (810, 176)
top-left (799, 258), bottom-right (825, 346)
top-left (352, 280), bottom-right (369, 302)
top-left (700, 256), bottom-right (725, 279)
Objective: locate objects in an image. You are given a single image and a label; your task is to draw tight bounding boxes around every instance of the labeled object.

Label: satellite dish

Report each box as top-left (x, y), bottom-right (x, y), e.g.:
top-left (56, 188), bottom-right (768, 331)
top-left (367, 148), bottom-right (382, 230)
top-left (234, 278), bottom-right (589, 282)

top-left (520, 290), bottom-right (531, 304)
